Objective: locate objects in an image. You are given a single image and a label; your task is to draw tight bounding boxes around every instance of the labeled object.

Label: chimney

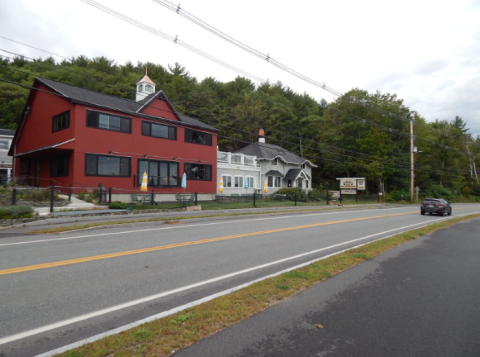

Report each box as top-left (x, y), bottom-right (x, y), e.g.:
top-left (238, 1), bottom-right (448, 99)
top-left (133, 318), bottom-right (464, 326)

top-left (258, 128), bottom-right (265, 143)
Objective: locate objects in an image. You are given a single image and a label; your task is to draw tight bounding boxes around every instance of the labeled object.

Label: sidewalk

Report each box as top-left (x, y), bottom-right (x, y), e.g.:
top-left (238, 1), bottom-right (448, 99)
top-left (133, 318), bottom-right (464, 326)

top-left (173, 217), bottom-right (480, 357)
top-left (33, 195), bottom-right (98, 217)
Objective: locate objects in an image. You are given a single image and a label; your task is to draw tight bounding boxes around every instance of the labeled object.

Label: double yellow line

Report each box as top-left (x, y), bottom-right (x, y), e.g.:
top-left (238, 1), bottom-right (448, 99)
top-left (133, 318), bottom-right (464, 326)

top-left (0, 211), bottom-right (415, 276)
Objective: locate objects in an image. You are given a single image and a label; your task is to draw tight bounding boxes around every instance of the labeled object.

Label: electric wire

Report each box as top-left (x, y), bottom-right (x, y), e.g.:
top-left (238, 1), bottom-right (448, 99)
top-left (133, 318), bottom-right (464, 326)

top-left (0, 55), bottom-right (414, 167)
top-left (79, 0), bottom-right (266, 83)
top-left (0, 67), bottom-right (470, 177)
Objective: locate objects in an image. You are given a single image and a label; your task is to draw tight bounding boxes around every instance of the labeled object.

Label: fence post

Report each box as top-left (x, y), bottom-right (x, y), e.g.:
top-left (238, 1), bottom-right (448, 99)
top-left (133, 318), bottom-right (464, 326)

top-left (50, 185), bottom-right (54, 213)
top-left (325, 183), bottom-right (329, 205)
top-left (12, 188), bottom-right (16, 205)
top-left (294, 194), bottom-right (297, 206)
top-left (195, 192), bottom-right (198, 205)
top-left (253, 192), bottom-right (256, 208)
top-left (151, 190), bottom-right (154, 205)
top-left (109, 187), bottom-right (112, 204)
top-left (68, 185), bottom-right (72, 202)
top-left (98, 184), bottom-right (103, 204)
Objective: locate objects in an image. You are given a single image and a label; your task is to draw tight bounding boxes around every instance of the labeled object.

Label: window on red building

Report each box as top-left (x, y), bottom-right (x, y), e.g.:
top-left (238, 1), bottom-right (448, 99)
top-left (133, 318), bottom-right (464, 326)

top-left (85, 154), bottom-right (130, 177)
top-left (86, 110), bottom-right (131, 133)
top-left (184, 128), bottom-right (212, 146)
top-left (184, 163), bottom-right (212, 180)
top-left (137, 159), bottom-right (179, 187)
top-left (51, 154), bottom-right (69, 177)
top-left (52, 111), bottom-right (70, 132)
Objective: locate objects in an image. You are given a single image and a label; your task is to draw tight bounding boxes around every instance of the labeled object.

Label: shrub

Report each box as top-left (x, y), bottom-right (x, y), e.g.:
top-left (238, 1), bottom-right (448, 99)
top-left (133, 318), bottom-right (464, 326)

top-left (109, 201), bottom-right (127, 209)
top-left (0, 205), bottom-right (34, 220)
top-left (384, 189), bottom-right (410, 202)
top-left (77, 191), bottom-right (85, 200)
top-left (275, 187), bottom-right (308, 202)
top-left (308, 188), bottom-right (323, 201)
top-left (421, 184), bottom-right (454, 200)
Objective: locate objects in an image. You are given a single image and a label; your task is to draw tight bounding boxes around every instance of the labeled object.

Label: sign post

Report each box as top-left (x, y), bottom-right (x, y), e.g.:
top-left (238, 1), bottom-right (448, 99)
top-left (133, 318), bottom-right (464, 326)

top-left (356, 179), bottom-right (358, 202)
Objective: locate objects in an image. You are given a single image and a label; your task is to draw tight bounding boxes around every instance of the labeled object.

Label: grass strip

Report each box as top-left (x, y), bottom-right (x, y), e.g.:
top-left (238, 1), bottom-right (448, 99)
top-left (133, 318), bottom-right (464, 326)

top-left (30, 206), bottom-right (365, 234)
top-left (56, 214), bottom-right (479, 357)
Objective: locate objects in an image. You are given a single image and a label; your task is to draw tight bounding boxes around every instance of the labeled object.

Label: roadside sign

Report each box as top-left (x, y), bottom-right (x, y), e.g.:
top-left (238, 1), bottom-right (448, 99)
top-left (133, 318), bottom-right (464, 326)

top-left (337, 178), bottom-right (366, 192)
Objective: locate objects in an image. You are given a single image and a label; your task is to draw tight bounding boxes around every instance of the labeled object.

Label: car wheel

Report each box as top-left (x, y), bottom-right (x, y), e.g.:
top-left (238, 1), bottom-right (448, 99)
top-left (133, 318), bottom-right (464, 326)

top-left (439, 210), bottom-right (445, 216)
top-left (448, 208), bottom-right (452, 216)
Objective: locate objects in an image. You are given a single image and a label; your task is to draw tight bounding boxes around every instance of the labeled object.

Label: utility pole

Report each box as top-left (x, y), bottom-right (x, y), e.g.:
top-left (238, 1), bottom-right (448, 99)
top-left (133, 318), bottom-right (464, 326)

top-left (410, 114), bottom-right (414, 204)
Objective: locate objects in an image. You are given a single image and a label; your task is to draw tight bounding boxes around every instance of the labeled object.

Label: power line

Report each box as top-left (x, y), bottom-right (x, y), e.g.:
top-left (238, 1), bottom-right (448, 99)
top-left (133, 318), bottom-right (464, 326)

top-left (0, 62), bottom-right (468, 176)
top-left (153, 0), bottom-right (343, 97)
top-left (79, 0), bottom-right (266, 83)
top-left (0, 50), bottom-right (414, 166)
top-left (0, 76), bottom-right (469, 179)
top-left (153, 0), bottom-right (464, 150)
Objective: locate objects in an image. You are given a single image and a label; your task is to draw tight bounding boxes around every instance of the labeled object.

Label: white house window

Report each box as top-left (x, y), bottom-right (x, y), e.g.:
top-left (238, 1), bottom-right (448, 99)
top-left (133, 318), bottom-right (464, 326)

top-left (246, 176), bottom-right (254, 188)
top-left (268, 176), bottom-right (282, 188)
top-left (231, 154), bottom-right (242, 164)
top-left (244, 156), bottom-right (255, 166)
top-left (0, 140), bottom-right (10, 150)
top-left (234, 176), bottom-right (244, 188)
top-left (272, 158), bottom-right (278, 166)
top-left (145, 85), bottom-right (153, 93)
top-left (301, 163), bottom-right (306, 169)
top-left (222, 174), bottom-right (232, 188)
top-left (138, 84), bottom-right (143, 93)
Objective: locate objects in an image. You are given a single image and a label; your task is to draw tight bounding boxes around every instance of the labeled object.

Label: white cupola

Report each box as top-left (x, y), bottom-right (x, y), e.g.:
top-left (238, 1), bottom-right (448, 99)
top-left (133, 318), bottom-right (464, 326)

top-left (136, 68), bottom-right (156, 102)
top-left (258, 128), bottom-right (266, 143)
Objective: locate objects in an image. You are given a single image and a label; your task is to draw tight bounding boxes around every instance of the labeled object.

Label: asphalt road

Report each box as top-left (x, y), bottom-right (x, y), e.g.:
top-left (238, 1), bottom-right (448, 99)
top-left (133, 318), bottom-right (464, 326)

top-left (174, 216), bottom-right (480, 357)
top-left (0, 204), bottom-right (479, 356)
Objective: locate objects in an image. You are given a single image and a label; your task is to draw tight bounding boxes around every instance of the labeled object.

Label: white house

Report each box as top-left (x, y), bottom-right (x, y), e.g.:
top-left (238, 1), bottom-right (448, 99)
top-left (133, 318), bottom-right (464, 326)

top-left (217, 129), bottom-right (317, 195)
top-left (217, 150), bottom-right (260, 194)
top-left (0, 129), bottom-right (14, 184)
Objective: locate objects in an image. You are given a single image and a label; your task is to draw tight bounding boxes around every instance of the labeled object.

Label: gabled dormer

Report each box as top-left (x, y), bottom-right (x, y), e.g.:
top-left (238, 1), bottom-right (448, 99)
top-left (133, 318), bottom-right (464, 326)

top-left (136, 69), bottom-right (156, 102)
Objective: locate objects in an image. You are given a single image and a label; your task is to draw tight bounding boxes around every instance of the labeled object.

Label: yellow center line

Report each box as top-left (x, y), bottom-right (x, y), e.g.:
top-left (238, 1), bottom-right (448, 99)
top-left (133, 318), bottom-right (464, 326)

top-left (0, 211), bottom-right (416, 276)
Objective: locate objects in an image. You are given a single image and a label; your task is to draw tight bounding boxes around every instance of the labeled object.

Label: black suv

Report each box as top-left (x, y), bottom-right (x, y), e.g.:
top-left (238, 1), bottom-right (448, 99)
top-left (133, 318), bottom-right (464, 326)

top-left (420, 198), bottom-right (452, 216)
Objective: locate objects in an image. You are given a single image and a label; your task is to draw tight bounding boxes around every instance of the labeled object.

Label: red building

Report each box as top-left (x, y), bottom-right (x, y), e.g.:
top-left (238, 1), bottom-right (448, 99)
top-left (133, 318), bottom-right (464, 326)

top-left (8, 75), bottom-right (218, 201)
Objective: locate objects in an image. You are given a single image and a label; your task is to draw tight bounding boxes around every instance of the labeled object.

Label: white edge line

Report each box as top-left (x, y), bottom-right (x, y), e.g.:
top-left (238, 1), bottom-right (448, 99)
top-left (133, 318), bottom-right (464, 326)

top-left (0, 207), bottom-right (402, 247)
top-left (9, 216), bottom-right (468, 356)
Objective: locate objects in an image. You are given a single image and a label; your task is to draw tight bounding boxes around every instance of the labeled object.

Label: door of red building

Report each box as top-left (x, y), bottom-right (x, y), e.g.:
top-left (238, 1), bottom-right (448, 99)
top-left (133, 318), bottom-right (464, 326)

top-left (35, 161), bottom-right (40, 187)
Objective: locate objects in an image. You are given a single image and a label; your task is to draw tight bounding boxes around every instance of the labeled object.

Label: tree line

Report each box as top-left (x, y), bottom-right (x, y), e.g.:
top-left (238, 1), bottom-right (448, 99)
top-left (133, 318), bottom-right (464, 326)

top-left (1, 55), bottom-right (479, 200)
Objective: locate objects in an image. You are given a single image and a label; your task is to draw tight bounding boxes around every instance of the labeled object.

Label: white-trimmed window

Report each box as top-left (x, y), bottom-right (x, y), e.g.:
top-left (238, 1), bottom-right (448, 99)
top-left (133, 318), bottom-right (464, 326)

top-left (222, 174), bottom-right (232, 188)
top-left (245, 176), bottom-right (254, 188)
top-left (267, 176), bottom-right (282, 188)
top-left (145, 84), bottom-right (153, 93)
top-left (272, 158), bottom-right (278, 166)
top-left (234, 176), bottom-right (244, 188)
top-left (138, 84), bottom-right (143, 93)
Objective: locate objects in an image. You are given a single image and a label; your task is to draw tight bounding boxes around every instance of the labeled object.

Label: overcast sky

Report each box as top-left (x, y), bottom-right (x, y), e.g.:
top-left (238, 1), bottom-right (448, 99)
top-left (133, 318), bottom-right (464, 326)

top-left (1, 0), bottom-right (479, 136)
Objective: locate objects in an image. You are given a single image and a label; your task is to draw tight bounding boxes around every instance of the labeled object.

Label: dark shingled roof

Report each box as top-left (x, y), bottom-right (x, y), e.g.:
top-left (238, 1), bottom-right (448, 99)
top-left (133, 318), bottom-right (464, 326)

top-left (36, 78), bottom-right (217, 132)
top-left (265, 170), bottom-right (285, 177)
top-left (235, 142), bottom-right (317, 167)
top-left (0, 129), bottom-right (15, 136)
top-left (284, 168), bottom-right (311, 181)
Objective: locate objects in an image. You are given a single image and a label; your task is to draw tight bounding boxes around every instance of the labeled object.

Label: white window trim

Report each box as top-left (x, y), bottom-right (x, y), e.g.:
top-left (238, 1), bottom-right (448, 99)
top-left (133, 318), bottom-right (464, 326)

top-left (234, 175), bottom-right (244, 188)
top-left (268, 175), bottom-right (282, 188)
top-left (222, 174), bottom-right (232, 188)
top-left (245, 176), bottom-right (255, 189)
